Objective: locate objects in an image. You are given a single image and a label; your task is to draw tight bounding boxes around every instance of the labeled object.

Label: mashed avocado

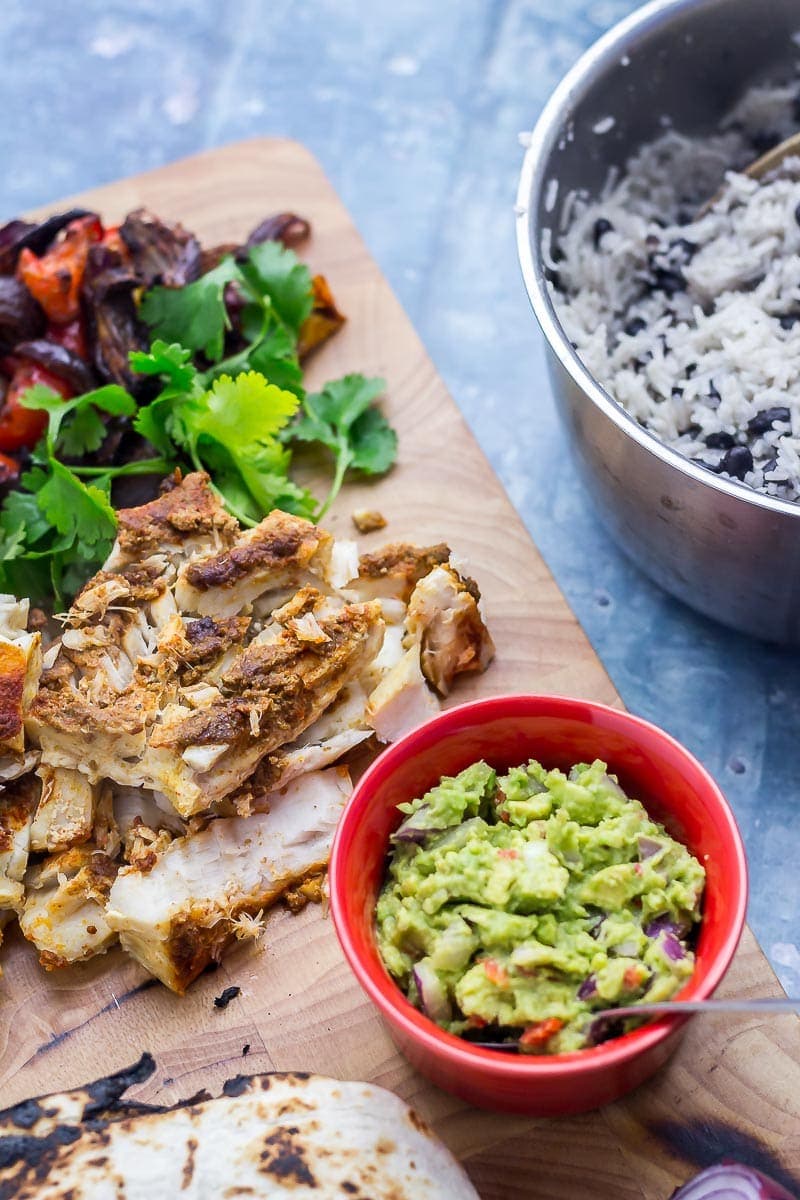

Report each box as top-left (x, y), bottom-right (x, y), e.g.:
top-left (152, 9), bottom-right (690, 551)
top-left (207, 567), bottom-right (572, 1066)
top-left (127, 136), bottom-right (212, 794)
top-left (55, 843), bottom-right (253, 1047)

top-left (376, 758), bottom-right (705, 1054)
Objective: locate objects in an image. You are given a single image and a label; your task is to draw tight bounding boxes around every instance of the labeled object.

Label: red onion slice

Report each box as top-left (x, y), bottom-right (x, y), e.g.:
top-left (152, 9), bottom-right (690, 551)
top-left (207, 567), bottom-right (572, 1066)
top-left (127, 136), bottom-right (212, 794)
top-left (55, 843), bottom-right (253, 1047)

top-left (412, 960), bottom-right (453, 1024)
top-left (670, 1162), bottom-right (797, 1199)
top-left (662, 931), bottom-right (687, 961)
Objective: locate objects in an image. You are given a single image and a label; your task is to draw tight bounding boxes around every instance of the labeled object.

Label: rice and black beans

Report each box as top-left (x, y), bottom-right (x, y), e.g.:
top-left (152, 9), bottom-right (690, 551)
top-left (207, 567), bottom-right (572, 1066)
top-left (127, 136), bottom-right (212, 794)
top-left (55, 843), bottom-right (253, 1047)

top-left (552, 85), bottom-right (800, 501)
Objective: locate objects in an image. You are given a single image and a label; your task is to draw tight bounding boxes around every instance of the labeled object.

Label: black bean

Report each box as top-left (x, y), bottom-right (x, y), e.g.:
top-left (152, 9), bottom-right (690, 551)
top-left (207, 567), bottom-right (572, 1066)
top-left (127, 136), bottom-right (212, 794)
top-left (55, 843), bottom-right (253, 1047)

top-left (720, 445), bottom-right (753, 480)
top-left (747, 406), bottom-right (791, 435)
top-left (624, 316), bottom-right (646, 336)
top-left (779, 314), bottom-right (800, 330)
top-left (593, 217), bottom-right (613, 249)
top-left (649, 267), bottom-right (686, 297)
top-left (671, 386), bottom-right (684, 399)
top-left (704, 431), bottom-right (735, 449)
top-left (685, 363), bottom-right (697, 378)
top-left (669, 237), bottom-right (697, 263)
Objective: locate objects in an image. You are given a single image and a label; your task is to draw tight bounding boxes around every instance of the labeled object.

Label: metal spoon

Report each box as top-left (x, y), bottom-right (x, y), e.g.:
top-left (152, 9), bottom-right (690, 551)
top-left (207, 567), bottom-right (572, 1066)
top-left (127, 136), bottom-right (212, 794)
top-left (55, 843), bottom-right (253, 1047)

top-left (589, 995), bottom-right (799, 1021)
top-left (700, 129), bottom-right (800, 214)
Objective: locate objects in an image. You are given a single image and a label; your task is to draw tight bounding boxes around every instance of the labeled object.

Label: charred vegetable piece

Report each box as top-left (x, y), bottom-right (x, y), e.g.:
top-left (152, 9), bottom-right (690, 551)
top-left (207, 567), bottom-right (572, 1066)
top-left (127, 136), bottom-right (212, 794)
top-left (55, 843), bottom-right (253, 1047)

top-left (120, 208), bottom-right (202, 289)
top-left (0, 363), bottom-right (71, 452)
top-left (47, 317), bottom-right (88, 360)
top-left (297, 274), bottom-right (346, 359)
top-left (82, 245), bottom-right (150, 395)
top-left (0, 208), bottom-right (95, 274)
top-left (245, 212), bottom-right (311, 249)
top-left (17, 215), bottom-right (103, 324)
top-left (0, 277), bottom-right (45, 348)
top-left (15, 338), bottom-right (96, 395)
top-left (0, 452), bottom-right (20, 489)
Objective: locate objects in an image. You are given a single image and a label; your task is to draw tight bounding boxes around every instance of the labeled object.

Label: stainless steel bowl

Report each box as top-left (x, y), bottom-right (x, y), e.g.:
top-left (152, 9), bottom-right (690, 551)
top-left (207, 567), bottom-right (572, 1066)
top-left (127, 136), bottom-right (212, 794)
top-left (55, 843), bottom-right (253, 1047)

top-left (517, 0), bottom-right (800, 643)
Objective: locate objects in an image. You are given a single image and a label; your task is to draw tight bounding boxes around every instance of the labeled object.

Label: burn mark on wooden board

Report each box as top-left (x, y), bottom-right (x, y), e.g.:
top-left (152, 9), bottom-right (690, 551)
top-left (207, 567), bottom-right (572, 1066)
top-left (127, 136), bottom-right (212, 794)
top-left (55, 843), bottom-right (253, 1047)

top-left (25, 979), bottom-right (159, 1063)
top-left (652, 1118), bottom-right (800, 1196)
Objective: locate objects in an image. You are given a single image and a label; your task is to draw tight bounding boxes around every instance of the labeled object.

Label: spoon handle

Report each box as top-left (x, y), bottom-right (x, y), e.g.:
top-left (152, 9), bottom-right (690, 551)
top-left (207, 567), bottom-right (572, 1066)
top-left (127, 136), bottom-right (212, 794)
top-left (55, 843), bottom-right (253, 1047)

top-left (601, 997), bottom-right (800, 1020)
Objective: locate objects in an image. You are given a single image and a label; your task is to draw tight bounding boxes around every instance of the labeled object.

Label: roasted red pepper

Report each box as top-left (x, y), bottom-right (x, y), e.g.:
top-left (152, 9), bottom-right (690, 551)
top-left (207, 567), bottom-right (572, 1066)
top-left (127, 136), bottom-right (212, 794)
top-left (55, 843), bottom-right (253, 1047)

top-left (17, 215), bottom-right (103, 324)
top-left (483, 958), bottom-right (510, 988)
top-left (0, 363), bottom-right (71, 451)
top-left (46, 317), bottom-right (88, 360)
top-left (519, 1018), bottom-right (564, 1049)
top-left (0, 451), bottom-right (20, 486)
top-left (623, 965), bottom-right (646, 991)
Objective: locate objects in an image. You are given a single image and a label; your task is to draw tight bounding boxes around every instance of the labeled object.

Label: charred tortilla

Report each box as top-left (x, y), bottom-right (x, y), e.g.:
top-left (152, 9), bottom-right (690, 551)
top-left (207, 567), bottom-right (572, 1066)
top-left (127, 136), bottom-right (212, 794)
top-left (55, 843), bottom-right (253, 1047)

top-left (0, 1055), bottom-right (479, 1199)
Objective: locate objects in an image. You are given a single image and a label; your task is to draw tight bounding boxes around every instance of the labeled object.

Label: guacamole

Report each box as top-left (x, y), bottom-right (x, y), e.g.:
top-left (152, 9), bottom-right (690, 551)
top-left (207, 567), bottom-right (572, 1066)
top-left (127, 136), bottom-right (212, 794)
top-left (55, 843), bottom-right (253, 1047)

top-left (376, 758), bottom-right (705, 1054)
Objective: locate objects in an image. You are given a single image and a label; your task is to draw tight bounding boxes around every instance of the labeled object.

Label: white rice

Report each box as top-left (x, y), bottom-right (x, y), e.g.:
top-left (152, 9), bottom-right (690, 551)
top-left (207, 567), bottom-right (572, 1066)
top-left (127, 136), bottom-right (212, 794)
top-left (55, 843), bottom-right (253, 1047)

top-left (552, 84), bottom-right (800, 500)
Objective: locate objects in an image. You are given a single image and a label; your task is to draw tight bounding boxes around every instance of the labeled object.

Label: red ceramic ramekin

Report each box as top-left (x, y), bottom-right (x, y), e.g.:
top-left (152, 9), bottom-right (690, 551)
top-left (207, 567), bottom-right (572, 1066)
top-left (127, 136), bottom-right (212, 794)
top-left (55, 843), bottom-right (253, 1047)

top-left (329, 694), bottom-right (747, 1116)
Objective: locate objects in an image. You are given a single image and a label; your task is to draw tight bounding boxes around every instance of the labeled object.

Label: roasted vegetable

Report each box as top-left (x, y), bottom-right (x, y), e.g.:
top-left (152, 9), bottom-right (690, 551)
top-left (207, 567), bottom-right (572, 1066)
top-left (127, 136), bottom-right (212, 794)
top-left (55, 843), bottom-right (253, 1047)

top-left (0, 277), bottom-right (44, 348)
top-left (0, 363), bottom-right (70, 452)
top-left (14, 338), bottom-right (96, 394)
top-left (82, 244), bottom-right (150, 395)
top-left (17, 215), bottom-right (103, 324)
top-left (0, 208), bottom-right (95, 274)
top-left (120, 208), bottom-right (202, 289)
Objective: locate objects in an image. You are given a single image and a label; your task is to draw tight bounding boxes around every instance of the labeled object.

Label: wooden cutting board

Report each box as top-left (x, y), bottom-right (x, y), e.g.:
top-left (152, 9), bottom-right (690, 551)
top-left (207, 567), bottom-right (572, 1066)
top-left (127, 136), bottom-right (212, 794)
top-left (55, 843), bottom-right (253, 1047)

top-left (0, 140), bottom-right (797, 1199)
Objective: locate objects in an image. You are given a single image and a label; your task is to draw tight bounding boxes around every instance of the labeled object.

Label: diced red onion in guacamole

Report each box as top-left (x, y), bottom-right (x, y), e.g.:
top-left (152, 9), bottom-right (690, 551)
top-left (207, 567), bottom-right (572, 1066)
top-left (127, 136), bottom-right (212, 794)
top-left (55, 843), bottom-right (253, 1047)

top-left (645, 914), bottom-right (687, 939)
top-left (662, 932), bottom-right (687, 961)
top-left (413, 960), bottom-right (453, 1024)
top-left (577, 974), bottom-right (597, 1000)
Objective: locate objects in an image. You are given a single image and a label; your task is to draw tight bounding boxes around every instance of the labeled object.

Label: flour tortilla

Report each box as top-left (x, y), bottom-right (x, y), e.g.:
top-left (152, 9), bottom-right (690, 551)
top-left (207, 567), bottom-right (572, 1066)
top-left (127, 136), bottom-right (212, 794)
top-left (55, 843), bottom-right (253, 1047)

top-left (0, 1055), bottom-right (479, 1199)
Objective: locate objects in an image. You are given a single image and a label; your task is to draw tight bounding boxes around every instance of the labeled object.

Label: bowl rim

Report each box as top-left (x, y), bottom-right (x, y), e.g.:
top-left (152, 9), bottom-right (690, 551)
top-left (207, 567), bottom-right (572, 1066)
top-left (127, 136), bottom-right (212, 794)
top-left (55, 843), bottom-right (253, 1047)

top-left (514, 0), bottom-right (800, 522)
top-left (329, 693), bottom-right (748, 1080)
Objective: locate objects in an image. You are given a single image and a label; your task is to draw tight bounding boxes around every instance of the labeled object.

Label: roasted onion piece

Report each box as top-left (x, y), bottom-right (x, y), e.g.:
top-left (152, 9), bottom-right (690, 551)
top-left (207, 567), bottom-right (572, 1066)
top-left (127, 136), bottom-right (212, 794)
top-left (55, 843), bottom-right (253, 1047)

top-left (0, 278), bottom-right (45, 348)
top-left (0, 209), bottom-right (95, 274)
top-left (120, 208), bottom-right (202, 289)
top-left (81, 246), bottom-right (150, 396)
top-left (15, 339), bottom-right (96, 395)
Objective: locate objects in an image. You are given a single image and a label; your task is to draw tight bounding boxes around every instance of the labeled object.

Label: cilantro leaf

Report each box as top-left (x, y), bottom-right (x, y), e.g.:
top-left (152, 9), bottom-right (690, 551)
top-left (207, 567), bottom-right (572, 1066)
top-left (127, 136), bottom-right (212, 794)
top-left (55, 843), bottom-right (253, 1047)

top-left (131, 341), bottom-right (201, 455)
top-left (178, 371), bottom-right (303, 524)
top-left (139, 257), bottom-right (240, 361)
top-left (32, 461), bottom-right (117, 551)
top-left (0, 489), bottom-right (51, 548)
top-left (241, 325), bottom-right (304, 397)
top-left (241, 241), bottom-right (314, 335)
top-left (19, 382), bottom-right (136, 456)
top-left (129, 340), bottom-right (196, 389)
top-left (347, 405), bottom-right (398, 474)
top-left (191, 371), bottom-right (299, 446)
top-left (287, 374), bottom-right (395, 518)
top-left (57, 406), bottom-right (107, 457)
top-left (0, 464), bottom-right (118, 608)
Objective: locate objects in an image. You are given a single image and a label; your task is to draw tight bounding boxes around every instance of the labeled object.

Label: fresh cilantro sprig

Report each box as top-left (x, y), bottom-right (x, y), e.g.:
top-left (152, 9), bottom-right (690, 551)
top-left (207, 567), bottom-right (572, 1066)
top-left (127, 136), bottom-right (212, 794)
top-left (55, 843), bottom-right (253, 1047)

top-left (137, 237), bottom-right (397, 522)
top-left (287, 375), bottom-right (397, 519)
top-left (0, 385), bottom-right (168, 606)
top-left (131, 342), bottom-right (315, 525)
top-left (140, 241), bottom-right (312, 393)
